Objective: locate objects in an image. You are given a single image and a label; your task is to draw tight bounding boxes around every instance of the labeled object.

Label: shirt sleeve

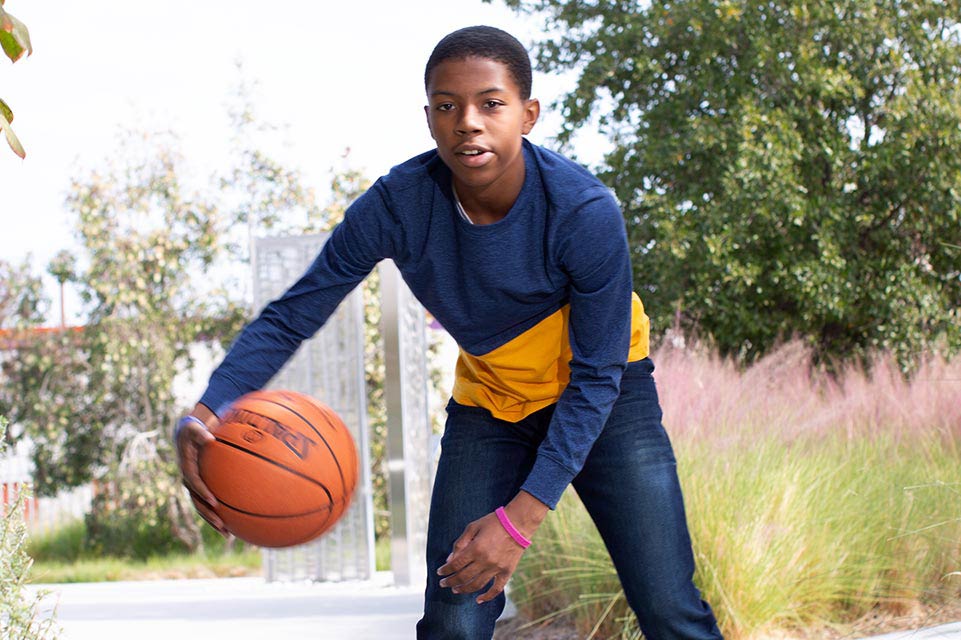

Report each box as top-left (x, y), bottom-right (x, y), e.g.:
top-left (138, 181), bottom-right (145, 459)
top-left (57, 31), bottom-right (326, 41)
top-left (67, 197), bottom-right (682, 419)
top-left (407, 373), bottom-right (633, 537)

top-left (520, 187), bottom-right (633, 508)
top-left (199, 181), bottom-right (398, 416)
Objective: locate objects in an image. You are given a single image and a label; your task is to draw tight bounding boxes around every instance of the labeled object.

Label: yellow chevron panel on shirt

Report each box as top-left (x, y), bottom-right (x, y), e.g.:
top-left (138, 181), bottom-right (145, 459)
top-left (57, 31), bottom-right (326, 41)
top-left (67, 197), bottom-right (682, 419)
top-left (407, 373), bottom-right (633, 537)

top-left (452, 292), bottom-right (650, 422)
top-left (628, 292), bottom-right (650, 362)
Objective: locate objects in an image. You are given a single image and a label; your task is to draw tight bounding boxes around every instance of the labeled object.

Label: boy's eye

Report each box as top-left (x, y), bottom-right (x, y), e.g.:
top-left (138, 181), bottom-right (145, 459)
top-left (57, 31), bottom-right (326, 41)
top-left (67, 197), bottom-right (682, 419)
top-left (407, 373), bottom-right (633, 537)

top-left (484, 100), bottom-right (503, 109)
top-left (436, 103), bottom-right (455, 112)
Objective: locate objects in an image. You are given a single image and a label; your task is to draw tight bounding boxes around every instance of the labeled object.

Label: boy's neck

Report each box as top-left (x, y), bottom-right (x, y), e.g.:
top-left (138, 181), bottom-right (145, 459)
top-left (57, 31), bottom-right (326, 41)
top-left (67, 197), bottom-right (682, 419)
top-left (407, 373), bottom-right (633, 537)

top-left (452, 163), bottom-right (526, 226)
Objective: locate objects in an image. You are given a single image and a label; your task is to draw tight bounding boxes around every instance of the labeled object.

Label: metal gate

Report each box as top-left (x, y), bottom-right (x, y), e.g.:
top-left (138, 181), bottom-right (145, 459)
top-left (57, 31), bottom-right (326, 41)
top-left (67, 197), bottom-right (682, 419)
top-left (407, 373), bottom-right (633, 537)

top-left (254, 234), bottom-right (375, 582)
top-left (253, 235), bottom-right (433, 586)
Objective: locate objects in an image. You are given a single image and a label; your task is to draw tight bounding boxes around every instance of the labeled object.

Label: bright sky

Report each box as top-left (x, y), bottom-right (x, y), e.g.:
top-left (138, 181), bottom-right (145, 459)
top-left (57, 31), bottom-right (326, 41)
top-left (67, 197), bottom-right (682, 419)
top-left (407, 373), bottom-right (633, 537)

top-left (1, 0), bottom-right (605, 324)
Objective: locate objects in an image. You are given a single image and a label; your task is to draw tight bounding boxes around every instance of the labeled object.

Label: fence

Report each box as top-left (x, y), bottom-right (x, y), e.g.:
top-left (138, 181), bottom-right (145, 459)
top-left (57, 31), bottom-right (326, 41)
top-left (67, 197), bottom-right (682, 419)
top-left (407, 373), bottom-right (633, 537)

top-left (1, 439), bottom-right (94, 533)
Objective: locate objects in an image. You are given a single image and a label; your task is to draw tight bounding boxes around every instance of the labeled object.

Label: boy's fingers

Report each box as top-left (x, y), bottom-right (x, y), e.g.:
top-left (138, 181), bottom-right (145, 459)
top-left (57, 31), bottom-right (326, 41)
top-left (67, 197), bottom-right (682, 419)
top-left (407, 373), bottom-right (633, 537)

top-left (451, 569), bottom-right (493, 594)
top-left (437, 553), bottom-right (472, 579)
top-left (177, 419), bottom-right (226, 535)
top-left (476, 574), bottom-right (508, 604)
top-left (188, 488), bottom-right (227, 535)
top-left (439, 559), bottom-right (478, 588)
top-left (177, 422), bottom-right (218, 506)
top-left (438, 523), bottom-right (481, 577)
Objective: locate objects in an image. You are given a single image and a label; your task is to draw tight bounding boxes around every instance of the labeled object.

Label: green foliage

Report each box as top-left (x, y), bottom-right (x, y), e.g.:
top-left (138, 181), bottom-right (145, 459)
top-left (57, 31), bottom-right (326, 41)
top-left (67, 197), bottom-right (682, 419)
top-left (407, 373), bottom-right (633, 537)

top-left (0, 71), bottom-right (388, 559)
top-left (0, 133), bottom-right (247, 509)
top-left (27, 509), bottom-right (258, 579)
top-left (220, 66), bottom-right (328, 248)
top-left (0, 258), bottom-right (95, 490)
top-left (0, 2), bottom-right (30, 63)
top-left (0, 328), bottom-right (108, 493)
top-left (684, 435), bottom-right (961, 636)
top-left (0, 417), bottom-right (60, 639)
top-left (27, 515), bottom-right (261, 582)
top-left (28, 549), bottom-right (262, 584)
top-left (0, 0), bottom-right (30, 158)
top-left (84, 432), bottom-right (199, 561)
top-left (1, 61), bottom-right (415, 561)
top-left (495, 0), bottom-right (961, 365)
top-left (0, 258), bottom-right (45, 328)
top-left (84, 484), bottom-right (187, 561)
top-left (25, 521), bottom-right (87, 564)
top-left (0, 131), bottom-right (249, 557)
top-left (26, 444), bottom-right (240, 566)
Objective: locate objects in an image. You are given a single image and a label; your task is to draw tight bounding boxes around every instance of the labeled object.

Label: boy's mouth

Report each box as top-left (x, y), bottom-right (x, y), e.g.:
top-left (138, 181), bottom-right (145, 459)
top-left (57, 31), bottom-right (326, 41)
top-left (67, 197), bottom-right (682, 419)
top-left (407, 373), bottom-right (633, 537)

top-left (454, 146), bottom-right (493, 168)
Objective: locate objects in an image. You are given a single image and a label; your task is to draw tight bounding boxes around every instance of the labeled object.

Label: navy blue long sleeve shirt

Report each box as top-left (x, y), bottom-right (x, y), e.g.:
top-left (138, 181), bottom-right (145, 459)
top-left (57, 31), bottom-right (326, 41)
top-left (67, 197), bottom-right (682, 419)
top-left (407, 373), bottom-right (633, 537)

top-left (200, 140), bottom-right (649, 508)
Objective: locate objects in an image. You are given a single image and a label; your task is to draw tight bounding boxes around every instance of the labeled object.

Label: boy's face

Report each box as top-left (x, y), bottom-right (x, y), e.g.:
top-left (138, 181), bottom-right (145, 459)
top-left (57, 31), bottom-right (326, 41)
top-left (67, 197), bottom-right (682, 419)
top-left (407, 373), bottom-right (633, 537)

top-left (425, 56), bottom-right (539, 200)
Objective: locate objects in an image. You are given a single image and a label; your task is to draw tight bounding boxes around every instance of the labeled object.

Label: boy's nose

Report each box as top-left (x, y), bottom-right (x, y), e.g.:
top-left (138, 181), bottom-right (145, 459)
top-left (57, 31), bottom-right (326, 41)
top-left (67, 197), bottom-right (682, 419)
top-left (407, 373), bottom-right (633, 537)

top-left (455, 106), bottom-right (482, 135)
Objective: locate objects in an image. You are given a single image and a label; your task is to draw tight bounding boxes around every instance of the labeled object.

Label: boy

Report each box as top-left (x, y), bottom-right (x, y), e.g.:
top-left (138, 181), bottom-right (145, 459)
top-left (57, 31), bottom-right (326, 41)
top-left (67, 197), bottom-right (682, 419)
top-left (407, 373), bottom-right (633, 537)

top-left (176, 25), bottom-right (723, 640)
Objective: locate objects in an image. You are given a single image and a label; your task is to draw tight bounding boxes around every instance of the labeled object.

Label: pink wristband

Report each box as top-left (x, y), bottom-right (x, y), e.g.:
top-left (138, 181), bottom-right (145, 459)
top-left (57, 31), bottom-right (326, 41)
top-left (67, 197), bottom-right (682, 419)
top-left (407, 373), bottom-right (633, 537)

top-left (495, 506), bottom-right (532, 549)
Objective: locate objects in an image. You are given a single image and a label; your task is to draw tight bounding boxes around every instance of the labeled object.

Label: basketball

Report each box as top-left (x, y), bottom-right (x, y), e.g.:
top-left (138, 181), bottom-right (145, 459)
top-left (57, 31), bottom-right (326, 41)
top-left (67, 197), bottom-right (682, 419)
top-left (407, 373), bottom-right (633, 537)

top-left (197, 390), bottom-right (359, 548)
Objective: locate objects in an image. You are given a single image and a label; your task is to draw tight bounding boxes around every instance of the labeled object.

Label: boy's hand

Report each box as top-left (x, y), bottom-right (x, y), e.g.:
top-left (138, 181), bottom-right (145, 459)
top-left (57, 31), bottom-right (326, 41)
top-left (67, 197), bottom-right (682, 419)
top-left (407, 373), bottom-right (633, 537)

top-left (175, 404), bottom-right (227, 536)
top-left (437, 492), bottom-right (548, 604)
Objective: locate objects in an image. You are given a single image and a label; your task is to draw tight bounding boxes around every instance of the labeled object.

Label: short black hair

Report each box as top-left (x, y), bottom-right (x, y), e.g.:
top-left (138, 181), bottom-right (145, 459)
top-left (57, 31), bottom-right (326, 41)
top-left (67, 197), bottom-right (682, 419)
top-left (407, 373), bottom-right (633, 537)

top-left (424, 26), bottom-right (532, 99)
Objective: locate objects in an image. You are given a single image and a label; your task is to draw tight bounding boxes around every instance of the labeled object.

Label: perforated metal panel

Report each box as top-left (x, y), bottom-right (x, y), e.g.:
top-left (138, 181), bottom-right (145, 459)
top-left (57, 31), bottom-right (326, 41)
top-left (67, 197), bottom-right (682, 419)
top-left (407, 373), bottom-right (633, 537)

top-left (380, 260), bottom-right (432, 588)
top-left (254, 234), bottom-right (375, 582)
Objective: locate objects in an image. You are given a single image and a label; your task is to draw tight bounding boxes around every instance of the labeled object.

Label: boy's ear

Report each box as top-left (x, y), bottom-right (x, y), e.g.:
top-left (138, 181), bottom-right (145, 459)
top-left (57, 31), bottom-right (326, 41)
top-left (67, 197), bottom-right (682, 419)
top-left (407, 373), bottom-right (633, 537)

top-left (424, 105), bottom-right (436, 140)
top-left (522, 98), bottom-right (540, 135)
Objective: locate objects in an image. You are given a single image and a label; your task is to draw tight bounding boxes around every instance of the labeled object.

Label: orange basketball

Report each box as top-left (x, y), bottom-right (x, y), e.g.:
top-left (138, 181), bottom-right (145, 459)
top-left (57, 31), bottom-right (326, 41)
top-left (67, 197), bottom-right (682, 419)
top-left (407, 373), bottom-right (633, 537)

top-left (198, 390), bottom-right (359, 548)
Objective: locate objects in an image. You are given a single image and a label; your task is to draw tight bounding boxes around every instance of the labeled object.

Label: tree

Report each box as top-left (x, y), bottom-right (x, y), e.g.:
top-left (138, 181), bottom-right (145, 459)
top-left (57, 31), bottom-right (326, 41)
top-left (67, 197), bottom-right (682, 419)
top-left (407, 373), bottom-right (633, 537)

top-left (0, 258), bottom-right (44, 329)
top-left (0, 260), bottom-right (84, 479)
top-left (62, 132), bottom-right (247, 548)
top-left (0, 321), bottom-right (101, 494)
top-left (0, 0), bottom-right (31, 158)
top-left (0, 256), bottom-right (108, 493)
top-left (0, 132), bottom-right (248, 553)
top-left (219, 65), bottom-right (327, 262)
top-left (494, 0), bottom-right (961, 364)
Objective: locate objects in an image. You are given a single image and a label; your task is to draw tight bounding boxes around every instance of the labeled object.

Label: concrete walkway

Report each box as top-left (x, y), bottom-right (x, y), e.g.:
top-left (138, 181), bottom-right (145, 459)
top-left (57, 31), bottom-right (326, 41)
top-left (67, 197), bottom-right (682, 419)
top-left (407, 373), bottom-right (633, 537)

top-left (863, 624), bottom-right (961, 640)
top-left (31, 575), bottom-right (961, 639)
top-left (33, 574), bottom-right (423, 640)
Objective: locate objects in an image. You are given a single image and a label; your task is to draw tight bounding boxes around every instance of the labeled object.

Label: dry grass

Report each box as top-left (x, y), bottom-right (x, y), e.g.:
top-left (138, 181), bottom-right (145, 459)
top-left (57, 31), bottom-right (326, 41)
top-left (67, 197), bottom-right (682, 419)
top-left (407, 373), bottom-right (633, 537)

top-left (508, 341), bottom-right (961, 640)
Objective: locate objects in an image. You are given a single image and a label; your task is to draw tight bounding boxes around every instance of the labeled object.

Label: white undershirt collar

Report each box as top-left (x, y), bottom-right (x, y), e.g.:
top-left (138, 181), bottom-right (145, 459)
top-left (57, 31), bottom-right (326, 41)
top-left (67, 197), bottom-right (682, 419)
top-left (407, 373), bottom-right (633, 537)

top-left (451, 184), bottom-right (474, 225)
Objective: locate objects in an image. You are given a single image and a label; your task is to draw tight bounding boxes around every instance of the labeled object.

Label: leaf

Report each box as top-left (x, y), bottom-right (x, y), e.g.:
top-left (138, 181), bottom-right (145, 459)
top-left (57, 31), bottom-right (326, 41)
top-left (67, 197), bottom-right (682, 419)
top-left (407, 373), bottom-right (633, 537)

top-left (0, 7), bottom-right (32, 63)
top-left (0, 105), bottom-right (25, 158)
top-left (0, 96), bottom-right (11, 123)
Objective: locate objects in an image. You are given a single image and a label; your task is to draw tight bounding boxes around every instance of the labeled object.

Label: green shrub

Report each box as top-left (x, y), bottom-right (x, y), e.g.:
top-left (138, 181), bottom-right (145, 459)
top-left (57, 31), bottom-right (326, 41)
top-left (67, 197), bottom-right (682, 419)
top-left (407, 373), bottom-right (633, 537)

top-left (1, 416), bottom-right (60, 638)
top-left (26, 520), bottom-right (88, 564)
top-left (27, 478), bottom-right (251, 570)
top-left (84, 445), bottom-right (195, 561)
top-left (27, 516), bottom-right (261, 584)
top-left (29, 549), bottom-right (262, 584)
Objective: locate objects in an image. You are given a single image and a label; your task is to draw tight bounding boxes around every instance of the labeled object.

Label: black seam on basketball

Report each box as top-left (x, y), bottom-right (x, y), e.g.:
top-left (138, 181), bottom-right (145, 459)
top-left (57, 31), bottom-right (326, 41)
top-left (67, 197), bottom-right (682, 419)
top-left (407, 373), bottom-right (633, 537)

top-left (217, 498), bottom-right (335, 519)
top-left (188, 486), bottom-right (336, 520)
top-left (252, 396), bottom-right (350, 498)
top-left (204, 437), bottom-right (335, 506)
top-left (192, 493), bottom-right (353, 550)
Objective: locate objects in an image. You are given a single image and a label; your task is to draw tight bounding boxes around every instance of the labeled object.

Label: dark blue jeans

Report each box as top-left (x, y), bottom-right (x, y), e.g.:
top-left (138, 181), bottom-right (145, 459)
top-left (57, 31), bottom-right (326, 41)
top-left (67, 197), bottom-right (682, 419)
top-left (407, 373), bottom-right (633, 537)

top-left (415, 358), bottom-right (723, 639)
